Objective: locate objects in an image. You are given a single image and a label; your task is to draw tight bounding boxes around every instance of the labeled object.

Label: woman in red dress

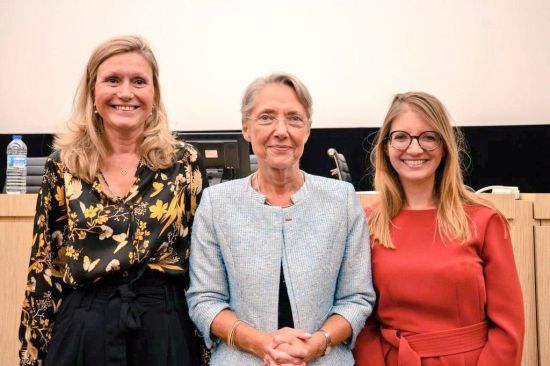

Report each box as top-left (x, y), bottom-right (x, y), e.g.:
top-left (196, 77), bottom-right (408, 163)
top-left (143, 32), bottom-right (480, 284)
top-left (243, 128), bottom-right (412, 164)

top-left (354, 92), bottom-right (524, 366)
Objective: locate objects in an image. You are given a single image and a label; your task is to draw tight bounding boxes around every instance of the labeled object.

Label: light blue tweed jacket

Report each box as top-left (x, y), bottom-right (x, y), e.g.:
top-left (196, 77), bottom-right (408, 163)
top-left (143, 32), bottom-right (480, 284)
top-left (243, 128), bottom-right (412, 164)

top-left (186, 173), bottom-right (375, 365)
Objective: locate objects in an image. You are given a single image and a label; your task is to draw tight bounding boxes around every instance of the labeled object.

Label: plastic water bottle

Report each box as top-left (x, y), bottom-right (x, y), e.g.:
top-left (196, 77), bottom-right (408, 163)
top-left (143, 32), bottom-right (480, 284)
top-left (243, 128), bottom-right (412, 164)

top-left (5, 135), bottom-right (27, 194)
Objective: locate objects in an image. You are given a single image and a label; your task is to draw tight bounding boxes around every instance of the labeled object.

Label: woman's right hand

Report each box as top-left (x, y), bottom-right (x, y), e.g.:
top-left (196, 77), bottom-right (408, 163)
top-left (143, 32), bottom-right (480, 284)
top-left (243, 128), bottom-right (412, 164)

top-left (262, 327), bottom-right (312, 365)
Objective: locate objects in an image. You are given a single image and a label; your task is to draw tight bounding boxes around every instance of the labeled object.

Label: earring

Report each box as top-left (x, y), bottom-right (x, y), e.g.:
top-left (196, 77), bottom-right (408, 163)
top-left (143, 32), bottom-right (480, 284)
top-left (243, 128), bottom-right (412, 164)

top-left (94, 109), bottom-right (98, 114)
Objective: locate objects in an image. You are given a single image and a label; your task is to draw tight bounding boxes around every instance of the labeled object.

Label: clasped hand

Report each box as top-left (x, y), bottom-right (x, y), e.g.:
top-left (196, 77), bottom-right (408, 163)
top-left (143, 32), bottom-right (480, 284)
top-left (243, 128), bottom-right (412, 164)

top-left (263, 327), bottom-right (324, 366)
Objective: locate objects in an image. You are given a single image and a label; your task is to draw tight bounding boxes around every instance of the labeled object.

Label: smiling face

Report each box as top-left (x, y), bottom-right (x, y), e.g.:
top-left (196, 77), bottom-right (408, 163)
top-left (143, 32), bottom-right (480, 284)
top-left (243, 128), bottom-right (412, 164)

top-left (94, 52), bottom-right (154, 135)
top-left (242, 83), bottom-right (310, 173)
top-left (387, 109), bottom-right (445, 190)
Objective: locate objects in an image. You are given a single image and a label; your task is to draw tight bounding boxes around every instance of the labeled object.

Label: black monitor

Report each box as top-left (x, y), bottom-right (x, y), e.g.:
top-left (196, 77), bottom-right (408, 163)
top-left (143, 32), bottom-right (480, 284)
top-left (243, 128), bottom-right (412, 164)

top-left (176, 131), bottom-right (251, 185)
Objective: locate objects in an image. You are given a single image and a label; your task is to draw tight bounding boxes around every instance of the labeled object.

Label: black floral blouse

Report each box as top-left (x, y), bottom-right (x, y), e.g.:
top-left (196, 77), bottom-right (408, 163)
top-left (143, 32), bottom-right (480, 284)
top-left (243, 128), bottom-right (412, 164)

top-left (18, 143), bottom-right (207, 365)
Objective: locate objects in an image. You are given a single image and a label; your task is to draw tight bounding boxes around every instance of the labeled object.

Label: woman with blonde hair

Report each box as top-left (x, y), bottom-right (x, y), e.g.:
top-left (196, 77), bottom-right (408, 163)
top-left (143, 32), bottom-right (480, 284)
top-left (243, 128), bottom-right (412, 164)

top-left (18, 35), bottom-right (208, 365)
top-left (354, 92), bottom-right (524, 365)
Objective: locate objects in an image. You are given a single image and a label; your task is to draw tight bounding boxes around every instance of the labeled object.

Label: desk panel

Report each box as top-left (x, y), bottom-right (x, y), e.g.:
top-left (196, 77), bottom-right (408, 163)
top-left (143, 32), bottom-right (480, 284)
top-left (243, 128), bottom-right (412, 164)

top-left (0, 194), bottom-right (37, 365)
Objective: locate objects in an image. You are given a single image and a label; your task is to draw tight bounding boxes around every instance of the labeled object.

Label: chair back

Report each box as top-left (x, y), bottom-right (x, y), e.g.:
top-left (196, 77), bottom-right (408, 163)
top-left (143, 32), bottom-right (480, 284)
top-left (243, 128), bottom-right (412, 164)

top-left (26, 157), bottom-right (48, 193)
top-left (327, 148), bottom-right (352, 183)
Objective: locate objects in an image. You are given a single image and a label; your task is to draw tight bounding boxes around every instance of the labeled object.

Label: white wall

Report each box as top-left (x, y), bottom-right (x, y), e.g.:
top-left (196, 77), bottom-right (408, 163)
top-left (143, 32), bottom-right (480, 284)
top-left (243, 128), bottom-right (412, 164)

top-left (0, 0), bottom-right (548, 134)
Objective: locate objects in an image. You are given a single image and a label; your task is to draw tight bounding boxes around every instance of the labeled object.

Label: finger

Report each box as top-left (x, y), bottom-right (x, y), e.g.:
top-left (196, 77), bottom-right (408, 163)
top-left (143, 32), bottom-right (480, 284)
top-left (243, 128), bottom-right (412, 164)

top-left (272, 333), bottom-right (298, 346)
top-left (270, 339), bottom-right (305, 358)
top-left (272, 331), bottom-right (311, 347)
top-left (264, 354), bottom-right (304, 366)
top-left (278, 327), bottom-right (312, 339)
top-left (263, 354), bottom-right (275, 366)
top-left (265, 345), bottom-right (305, 364)
top-left (294, 331), bottom-right (312, 340)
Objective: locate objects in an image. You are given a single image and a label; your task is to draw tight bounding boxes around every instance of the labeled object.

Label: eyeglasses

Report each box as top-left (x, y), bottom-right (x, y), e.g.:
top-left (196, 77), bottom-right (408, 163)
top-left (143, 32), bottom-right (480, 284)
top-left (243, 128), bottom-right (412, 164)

top-left (247, 113), bottom-right (308, 128)
top-left (385, 130), bottom-right (442, 151)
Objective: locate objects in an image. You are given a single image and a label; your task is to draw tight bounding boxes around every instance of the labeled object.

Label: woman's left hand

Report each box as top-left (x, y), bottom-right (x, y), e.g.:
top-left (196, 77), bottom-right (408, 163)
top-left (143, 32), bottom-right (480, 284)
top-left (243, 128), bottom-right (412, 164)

top-left (263, 353), bottom-right (306, 366)
top-left (263, 329), bottom-right (326, 365)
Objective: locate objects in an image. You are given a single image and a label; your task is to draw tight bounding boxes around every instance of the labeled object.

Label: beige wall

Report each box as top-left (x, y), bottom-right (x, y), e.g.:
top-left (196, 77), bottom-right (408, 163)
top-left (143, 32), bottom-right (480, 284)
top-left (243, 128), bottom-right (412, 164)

top-left (1, 0), bottom-right (549, 134)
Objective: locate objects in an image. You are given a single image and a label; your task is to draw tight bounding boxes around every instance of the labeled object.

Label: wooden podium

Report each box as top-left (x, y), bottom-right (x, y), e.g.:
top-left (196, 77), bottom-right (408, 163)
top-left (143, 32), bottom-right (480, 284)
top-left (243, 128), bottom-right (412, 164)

top-left (1, 193), bottom-right (549, 365)
top-left (0, 194), bottom-right (37, 365)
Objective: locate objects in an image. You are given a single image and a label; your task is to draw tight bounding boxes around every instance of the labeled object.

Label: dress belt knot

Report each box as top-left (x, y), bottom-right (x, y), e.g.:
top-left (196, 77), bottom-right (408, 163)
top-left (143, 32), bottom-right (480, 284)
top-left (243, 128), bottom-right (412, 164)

top-left (111, 284), bottom-right (145, 331)
top-left (381, 321), bottom-right (488, 366)
top-left (105, 283), bottom-right (148, 365)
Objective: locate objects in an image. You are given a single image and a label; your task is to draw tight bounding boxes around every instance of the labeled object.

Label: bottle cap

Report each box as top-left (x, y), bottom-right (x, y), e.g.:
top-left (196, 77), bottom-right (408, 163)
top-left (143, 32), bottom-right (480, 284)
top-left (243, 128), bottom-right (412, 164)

top-left (12, 135), bottom-right (22, 140)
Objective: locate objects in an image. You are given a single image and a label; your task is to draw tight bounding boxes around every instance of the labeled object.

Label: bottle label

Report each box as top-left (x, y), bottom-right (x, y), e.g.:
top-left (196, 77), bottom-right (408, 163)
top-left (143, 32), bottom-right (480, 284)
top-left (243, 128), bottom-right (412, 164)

top-left (7, 155), bottom-right (27, 168)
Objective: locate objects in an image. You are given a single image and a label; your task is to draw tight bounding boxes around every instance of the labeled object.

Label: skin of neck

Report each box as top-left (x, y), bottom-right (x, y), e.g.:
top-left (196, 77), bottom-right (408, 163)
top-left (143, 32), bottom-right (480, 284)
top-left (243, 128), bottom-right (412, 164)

top-left (256, 164), bottom-right (304, 205)
top-left (104, 126), bottom-right (144, 155)
top-left (101, 129), bottom-right (143, 176)
top-left (401, 177), bottom-right (438, 210)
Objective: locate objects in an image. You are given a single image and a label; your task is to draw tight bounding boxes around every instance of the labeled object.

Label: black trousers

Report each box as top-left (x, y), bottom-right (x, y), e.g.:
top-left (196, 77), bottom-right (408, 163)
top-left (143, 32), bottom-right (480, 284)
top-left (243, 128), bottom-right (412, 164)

top-left (45, 269), bottom-right (205, 366)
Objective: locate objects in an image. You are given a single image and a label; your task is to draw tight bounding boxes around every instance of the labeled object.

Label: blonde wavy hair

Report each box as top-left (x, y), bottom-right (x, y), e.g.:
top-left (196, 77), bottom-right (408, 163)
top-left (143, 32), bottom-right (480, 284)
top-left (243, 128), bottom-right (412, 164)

top-left (54, 35), bottom-right (177, 182)
top-left (369, 91), bottom-right (501, 248)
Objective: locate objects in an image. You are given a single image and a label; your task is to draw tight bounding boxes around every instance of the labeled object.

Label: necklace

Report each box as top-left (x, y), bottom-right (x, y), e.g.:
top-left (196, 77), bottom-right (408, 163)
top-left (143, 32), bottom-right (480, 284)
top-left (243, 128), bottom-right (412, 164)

top-left (118, 163), bottom-right (138, 176)
top-left (255, 173), bottom-right (274, 206)
top-left (110, 155), bottom-right (140, 176)
top-left (98, 171), bottom-right (122, 200)
top-left (255, 172), bottom-right (304, 207)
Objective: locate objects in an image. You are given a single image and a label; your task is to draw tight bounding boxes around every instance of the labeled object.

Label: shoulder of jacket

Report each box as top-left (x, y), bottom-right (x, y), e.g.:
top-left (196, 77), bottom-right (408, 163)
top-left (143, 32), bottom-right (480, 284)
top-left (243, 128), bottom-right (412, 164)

top-left (306, 173), bottom-right (355, 197)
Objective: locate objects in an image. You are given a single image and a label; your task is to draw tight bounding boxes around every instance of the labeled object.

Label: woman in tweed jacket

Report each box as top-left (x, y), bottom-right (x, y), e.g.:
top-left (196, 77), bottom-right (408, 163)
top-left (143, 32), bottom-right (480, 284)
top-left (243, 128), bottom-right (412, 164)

top-left (186, 72), bottom-right (375, 365)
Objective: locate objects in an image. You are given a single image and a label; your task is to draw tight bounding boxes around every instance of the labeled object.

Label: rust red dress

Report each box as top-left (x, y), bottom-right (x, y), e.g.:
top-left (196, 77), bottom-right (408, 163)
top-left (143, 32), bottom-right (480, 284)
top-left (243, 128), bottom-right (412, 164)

top-left (354, 206), bottom-right (524, 366)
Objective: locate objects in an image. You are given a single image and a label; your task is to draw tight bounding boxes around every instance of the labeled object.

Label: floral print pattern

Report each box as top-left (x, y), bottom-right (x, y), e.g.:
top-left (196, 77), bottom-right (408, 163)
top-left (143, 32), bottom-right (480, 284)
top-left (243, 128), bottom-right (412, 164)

top-left (19, 143), bottom-right (206, 365)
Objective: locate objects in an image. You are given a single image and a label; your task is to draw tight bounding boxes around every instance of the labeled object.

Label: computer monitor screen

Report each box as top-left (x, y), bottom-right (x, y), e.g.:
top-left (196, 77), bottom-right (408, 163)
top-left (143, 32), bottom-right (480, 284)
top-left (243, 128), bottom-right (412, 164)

top-left (176, 132), bottom-right (251, 185)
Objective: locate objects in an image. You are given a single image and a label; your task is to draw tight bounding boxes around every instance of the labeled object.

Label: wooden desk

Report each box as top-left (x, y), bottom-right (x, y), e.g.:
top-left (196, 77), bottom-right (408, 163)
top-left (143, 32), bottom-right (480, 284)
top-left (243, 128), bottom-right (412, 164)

top-left (0, 194), bottom-right (37, 365)
top-left (523, 193), bottom-right (550, 366)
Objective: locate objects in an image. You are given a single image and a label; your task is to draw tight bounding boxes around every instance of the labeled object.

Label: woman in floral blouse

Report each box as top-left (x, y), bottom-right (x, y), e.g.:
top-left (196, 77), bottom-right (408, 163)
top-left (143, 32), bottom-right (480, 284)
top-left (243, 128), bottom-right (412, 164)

top-left (18, 35), bottom-right (208, 366)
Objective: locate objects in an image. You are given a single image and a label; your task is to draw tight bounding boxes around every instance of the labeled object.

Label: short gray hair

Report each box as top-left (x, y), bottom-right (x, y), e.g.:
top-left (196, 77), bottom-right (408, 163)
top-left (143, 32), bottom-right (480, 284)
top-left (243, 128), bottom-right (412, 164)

top-left (240, 72), bottom-right (313, 123)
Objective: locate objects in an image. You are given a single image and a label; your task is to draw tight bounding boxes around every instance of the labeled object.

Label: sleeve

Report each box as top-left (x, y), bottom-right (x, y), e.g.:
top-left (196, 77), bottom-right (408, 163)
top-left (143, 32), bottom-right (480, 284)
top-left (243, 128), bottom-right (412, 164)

top-left (353, 315), bottom-right (386, 366)
top-left (184, 144), bottom-right (209, 231)
top-left (19, 157), bottom-right (69, 365)
top-left (185, 189), bottom-right (231, 349)
top-left (477, 213), bottom-right (524, 366)
top-left (330, 184), bottom-right (376, 348)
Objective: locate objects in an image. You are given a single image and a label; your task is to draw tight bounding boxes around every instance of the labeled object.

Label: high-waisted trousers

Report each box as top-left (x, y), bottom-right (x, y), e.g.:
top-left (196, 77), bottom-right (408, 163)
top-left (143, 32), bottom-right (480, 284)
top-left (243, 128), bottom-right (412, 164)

top-left (44, 269), bottom-right (205, 366)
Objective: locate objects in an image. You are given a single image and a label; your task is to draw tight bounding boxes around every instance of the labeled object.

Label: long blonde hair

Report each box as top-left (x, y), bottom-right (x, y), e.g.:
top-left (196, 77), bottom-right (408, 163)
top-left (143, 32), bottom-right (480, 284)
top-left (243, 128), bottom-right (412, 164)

top-left (54, 35), bottom-right (177, 182)
top-left (369, 91), bottom-right (500, 248)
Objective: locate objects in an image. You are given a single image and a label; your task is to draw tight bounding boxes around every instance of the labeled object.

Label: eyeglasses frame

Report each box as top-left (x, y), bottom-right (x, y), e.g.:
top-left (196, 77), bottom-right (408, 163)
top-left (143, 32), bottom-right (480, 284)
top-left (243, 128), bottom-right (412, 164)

top-left (246, 114), bottom-right (310, 129)
top-left (384, 130), bottom-right (442, 151)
